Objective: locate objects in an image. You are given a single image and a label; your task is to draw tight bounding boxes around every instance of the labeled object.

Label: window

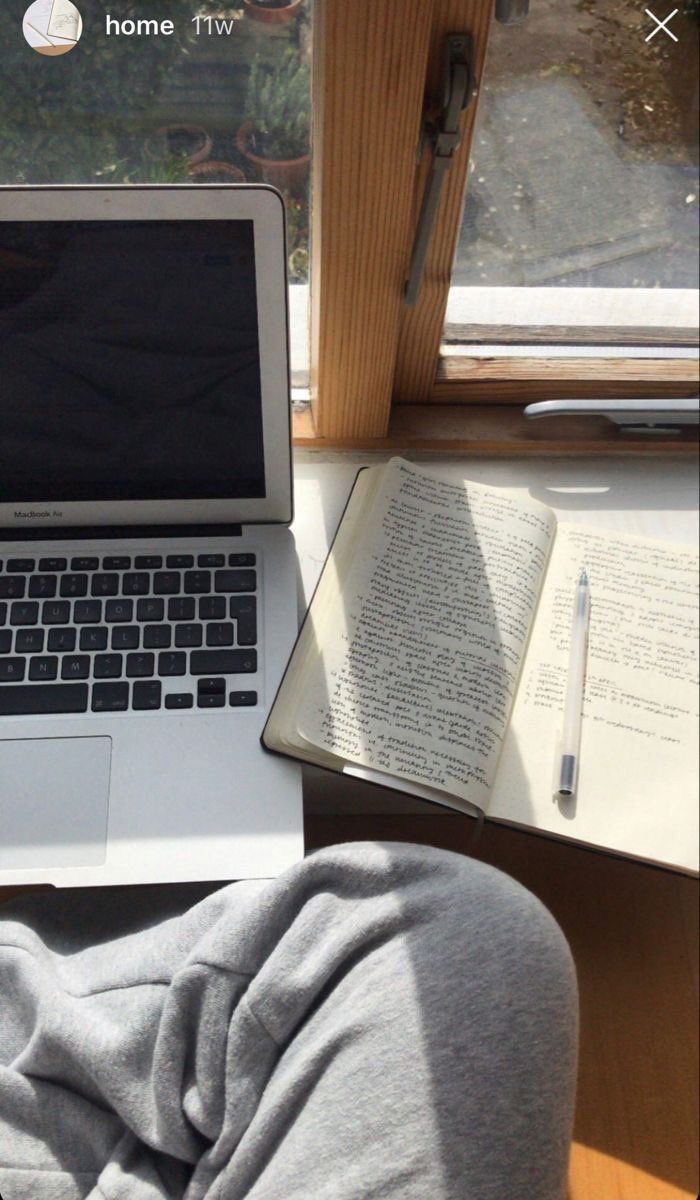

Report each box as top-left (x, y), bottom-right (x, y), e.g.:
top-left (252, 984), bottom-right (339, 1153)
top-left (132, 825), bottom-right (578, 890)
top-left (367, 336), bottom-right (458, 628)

top-left (306, 0), bottom-right (698, 450)
top-left (3, 0), bottom-right (696, 448)
top-left (2, 1), bottom-right (311, 383)
top-left (444, 0), bottom-right (699, 359)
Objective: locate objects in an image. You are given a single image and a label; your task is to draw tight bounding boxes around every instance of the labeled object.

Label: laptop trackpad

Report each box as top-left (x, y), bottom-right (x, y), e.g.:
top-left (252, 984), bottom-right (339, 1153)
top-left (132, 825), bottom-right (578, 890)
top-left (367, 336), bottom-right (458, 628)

top-left (0, 737), bottom-right (110, 871)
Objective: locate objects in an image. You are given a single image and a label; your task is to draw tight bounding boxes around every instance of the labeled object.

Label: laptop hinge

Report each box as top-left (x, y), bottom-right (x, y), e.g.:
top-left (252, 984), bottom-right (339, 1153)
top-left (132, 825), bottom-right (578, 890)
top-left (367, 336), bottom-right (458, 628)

top-left (0, 524), bottom-right (243, 542)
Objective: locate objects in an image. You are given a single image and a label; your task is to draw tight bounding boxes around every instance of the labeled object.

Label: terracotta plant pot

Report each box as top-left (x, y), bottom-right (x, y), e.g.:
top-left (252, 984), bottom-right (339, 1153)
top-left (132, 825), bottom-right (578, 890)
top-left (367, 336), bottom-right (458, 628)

top-left (235, 121), bottom-right (309, 196)
top-left (145, 124), bottom-right (213, 167)
top-left (189, 161), bottom-right (246, 183)
top-left (243, 0), bottom-right (303, 25)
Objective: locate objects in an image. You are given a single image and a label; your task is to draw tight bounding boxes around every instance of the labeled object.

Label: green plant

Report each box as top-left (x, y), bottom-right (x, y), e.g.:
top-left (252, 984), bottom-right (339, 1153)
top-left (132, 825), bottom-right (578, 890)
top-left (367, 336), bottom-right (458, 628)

top-left (281, 189), bottom-right (309, 281)
top-left (0, 1), bottom-right (198, 184)
top-left (244, 47), bottom-right (310, 161)
top-left (0, 128), bottom-right (125, 185)
top-left (124, 151), bottom-right (192, 185)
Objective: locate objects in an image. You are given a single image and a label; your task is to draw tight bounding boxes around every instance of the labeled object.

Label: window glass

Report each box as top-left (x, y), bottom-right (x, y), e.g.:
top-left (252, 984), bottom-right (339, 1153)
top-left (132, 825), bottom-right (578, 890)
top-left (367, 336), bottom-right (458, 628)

top-left (3, 1), bottom-right (311, 380)
top-left (445, 0), bottom-right (699, 348)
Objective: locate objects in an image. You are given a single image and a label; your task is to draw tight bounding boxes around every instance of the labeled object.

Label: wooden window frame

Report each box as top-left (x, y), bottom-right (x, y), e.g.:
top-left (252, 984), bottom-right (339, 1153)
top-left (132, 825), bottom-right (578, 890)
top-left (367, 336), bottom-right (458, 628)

top-left (298, 0), bottom-right (698, 455)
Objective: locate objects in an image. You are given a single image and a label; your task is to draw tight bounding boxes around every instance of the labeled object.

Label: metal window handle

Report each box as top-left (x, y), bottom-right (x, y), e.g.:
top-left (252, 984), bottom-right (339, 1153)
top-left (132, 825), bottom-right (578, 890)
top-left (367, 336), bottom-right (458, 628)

top-left (404, 34), bottom-right (474, 307)
top-left (525, 398), bottom-right (700, 435)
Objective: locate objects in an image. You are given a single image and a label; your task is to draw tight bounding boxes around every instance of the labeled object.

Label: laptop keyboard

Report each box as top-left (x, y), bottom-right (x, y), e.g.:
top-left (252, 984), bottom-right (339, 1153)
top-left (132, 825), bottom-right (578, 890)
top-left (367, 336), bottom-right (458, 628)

top-left (0, 552), bottom-right (259, 716)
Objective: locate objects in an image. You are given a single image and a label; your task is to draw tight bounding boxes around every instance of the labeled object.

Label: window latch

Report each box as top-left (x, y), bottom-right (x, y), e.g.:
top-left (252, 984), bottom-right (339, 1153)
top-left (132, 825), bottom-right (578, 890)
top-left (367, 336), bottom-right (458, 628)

top-left (525, 398), bottom-right (700, 435)
top-left (404, 34), bottom-right (474, 307)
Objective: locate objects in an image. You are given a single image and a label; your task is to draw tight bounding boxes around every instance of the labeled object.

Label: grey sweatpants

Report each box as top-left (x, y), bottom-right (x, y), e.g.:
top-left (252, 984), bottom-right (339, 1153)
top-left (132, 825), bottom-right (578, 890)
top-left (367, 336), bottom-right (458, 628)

top-left (0, 843), bottom-right (577, 1200)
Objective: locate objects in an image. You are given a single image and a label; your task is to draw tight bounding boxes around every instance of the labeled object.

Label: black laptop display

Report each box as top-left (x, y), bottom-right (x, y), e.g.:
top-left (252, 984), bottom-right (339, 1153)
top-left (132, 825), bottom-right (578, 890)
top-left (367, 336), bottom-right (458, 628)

top-left (0, 219), bottom-right (265, 502)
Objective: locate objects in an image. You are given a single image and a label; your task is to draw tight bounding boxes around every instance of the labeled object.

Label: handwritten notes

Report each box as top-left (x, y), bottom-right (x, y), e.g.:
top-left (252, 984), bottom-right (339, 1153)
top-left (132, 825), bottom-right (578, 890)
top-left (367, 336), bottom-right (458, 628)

top-left (518, 525), bottom-right (699, 738)
top-left (296, 460), bottom-right (555, 806)
top-left (264, 458), bottom-right (698, 870)
top-left (492, 523), bottom-right (699, 868)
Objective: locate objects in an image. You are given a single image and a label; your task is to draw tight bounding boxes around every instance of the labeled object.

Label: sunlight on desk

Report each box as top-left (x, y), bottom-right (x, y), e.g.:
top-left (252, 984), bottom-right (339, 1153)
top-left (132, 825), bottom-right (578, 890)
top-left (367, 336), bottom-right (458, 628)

top-left (568, 1144), bottom-right (697, 1200)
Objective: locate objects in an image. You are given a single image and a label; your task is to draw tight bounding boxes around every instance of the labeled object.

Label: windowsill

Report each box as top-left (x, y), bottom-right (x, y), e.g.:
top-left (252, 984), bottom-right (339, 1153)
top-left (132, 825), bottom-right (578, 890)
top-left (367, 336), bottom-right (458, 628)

top-left (292, 404), bottom-right (697, 455)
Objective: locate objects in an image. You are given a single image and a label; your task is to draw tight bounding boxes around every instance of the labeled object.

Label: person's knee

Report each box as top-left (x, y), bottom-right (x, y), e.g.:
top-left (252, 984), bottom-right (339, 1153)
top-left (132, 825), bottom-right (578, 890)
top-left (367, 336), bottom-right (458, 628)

top-left (367, 841), bottom-right (578, 1026)
top-left (282, 840), bottom-right (577, 1034)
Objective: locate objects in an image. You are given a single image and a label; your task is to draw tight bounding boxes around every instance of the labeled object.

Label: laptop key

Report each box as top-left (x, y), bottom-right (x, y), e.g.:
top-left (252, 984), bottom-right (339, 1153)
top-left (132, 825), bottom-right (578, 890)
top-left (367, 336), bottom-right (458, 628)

top-left (135, 556), bottom-right (162, 569)
top-left (190, 650), bottom-right (257, 675)
top-left (47, 628), bottom-right (77, 652)
top-left (153, 572), bottom-right (180, 595)
top-left (92, 682), bottom-right (129, 712)
top-left (10, 602), bottom-right (39, 626)
top-left (198, 678), bottom-right (225, 709)
top-left (60, 574), bottom-right (88, 598)
top-left (28, 575), bottom-right (58, 599)
top-left (0, 577), bottom-right (25, 599)
top-left (198, 677), bottom-right (225, 694)
top-left (133, 680), bottom-right (162, 711)
top-left (214, 570), bottom-right (256, 593)
top-left (126, 652), bottom-right (155, 678)
top-left (0, 631), bottom-right (11, 654)
top-left (166, 555), bottom-right (193, 569)
top-left (71, 557), bottom-right (99, 571)
top-left (168, 597), bottom-right (195, 621)
top-left (61, 656), bottom-right (90, 680)
top-left (39, 558), bottom-right (68, 572)
top-left (105, 599), bottom-right (134, 623)
top-left (199, 596), bottom-right (226, 620)
top-left (206, 623), bottom-right (234, 647)
top-left (103, 556), bottom-right (131, 570)
top-left (79, 627), bottom-right (108, 652)
top-left (91, 573), bottom-right (119, 597)
top-left (230, 596), bottom-right (257, 646)
top-left (230, 691), bottom-right (258, 707)
top-left (94, 654), bottom-right (123, 679)
top-left (228, 554), bottom-right (256, 567)
top-left (28, 656), bottom-right (59, 681)
top-left (198, 554), bottom-right (224, 567)
top-left (144, 625), bottom-right (171, 649)
top-left (6, 559), bottom-right (35, 573)
top-left (122, 573), bottom-right (150, 596)
top-left (16, 629), bottom-right (44, 653)
top-left (43, 601), bottom-right (71, 625)
top-left (158, 652), bottom-right (186, 677)
top-left (174, 624), bottom-right (202, 648)
top-left (0, 658), bottom-right (25, 682)
top-left (0, 682), bottom-right (88, 716)
top-left (165, 692), bottom-right (194, 710)
top-left (184, 571), bottom-right (211, 594)
top-left (0, 602), bottom-right (6, 625)
top-left (112, 625), bottom-right (140, 650)
top-left (136, 598), bottom-right (164, 622)
top-left (74, 600), bottom-right (102, 624)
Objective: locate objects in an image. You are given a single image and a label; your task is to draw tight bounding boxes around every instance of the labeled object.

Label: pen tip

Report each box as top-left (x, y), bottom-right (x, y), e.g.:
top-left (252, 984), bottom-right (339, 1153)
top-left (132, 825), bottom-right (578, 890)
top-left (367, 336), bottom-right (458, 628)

top-left (579, 568), bottom-right (588, 586)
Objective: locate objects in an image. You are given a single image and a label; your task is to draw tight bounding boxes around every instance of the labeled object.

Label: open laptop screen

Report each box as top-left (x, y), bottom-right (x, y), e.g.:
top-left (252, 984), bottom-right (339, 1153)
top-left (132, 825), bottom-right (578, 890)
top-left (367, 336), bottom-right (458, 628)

top-left (0, 220), bottom-right (266, 502)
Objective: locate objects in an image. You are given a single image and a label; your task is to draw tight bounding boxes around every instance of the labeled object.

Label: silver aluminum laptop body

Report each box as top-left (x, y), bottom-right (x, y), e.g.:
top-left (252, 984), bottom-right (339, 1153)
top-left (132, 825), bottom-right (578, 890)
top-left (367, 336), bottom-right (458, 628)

top-left (0, 185), bottom-right (303, 887)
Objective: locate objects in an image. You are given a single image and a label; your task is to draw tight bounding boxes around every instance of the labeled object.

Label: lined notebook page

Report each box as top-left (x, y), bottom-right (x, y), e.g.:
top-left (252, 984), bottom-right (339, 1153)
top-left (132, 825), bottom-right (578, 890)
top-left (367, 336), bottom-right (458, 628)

top-left (492, 524), bottom-right (700, 869)
top-left (295, 459), bottom-right (556, 808)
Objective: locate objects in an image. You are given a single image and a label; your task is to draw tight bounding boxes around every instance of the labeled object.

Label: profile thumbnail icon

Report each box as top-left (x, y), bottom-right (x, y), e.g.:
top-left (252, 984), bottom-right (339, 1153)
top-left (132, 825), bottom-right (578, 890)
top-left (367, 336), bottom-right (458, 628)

top-left (23, 0), bottom-right (82, 56)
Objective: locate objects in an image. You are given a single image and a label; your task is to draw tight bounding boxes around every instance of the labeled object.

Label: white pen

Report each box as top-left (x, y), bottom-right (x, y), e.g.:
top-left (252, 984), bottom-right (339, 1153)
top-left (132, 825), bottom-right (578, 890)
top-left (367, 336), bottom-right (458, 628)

top-left (555, 569), bottom-right (591, 799)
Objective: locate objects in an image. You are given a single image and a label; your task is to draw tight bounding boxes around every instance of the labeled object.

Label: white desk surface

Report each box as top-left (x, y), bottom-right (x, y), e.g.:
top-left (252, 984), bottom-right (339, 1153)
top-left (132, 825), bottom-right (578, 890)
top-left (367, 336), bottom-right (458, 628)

top-left (290, 452), bottom-right (699, 814)
top-left (292, 453), bottom-right (698, 602)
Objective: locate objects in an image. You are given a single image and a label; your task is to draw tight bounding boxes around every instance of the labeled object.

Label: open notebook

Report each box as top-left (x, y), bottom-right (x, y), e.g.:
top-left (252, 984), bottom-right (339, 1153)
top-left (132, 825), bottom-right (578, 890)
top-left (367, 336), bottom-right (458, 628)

top-left (264, 459), bottom-right (699, 873)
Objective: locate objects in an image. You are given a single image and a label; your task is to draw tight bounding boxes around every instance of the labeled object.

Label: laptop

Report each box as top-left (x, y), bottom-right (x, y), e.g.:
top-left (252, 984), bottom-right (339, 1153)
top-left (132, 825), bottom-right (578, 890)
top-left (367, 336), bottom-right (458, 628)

top-left (0, 184), bottom-right (303, 888)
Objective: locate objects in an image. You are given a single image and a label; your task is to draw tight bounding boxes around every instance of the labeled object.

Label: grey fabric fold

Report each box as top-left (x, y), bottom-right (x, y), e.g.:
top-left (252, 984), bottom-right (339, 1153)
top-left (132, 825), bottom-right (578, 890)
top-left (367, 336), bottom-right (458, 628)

top-left (0, 842), bottom-right (577, 1199)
